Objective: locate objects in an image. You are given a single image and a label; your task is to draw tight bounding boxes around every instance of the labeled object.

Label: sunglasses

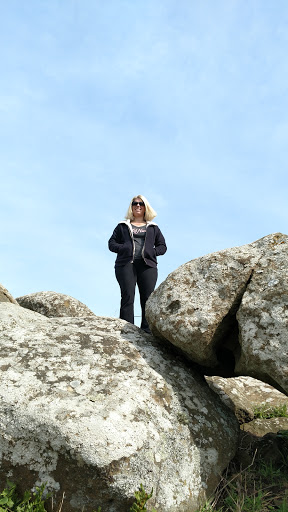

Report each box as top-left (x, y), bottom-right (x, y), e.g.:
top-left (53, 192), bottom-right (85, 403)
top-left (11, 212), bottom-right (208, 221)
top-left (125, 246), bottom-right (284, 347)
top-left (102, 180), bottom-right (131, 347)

top-left (132, 201), bottom-right (145, 207)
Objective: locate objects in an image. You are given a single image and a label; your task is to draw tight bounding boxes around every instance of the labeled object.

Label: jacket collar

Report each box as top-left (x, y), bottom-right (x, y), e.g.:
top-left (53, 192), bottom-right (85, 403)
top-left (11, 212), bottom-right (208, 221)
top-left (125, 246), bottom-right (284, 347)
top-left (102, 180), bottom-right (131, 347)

top-left (120, 219), bottom-right (157, 226)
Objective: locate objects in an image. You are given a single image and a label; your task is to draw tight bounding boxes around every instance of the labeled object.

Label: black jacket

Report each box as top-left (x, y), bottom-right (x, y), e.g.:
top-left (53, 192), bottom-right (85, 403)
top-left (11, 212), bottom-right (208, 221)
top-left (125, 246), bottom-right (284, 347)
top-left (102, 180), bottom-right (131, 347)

top-left (108, 220), bottom-right (167, 268)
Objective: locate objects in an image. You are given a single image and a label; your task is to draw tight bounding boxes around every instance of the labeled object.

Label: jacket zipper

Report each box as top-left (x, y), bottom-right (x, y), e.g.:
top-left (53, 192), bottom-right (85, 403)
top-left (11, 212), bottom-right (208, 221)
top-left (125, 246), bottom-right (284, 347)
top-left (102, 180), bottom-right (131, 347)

top-left (128, 223), bottom-right (135, 263)
top-left (141, 224), bottom-right (149, 264)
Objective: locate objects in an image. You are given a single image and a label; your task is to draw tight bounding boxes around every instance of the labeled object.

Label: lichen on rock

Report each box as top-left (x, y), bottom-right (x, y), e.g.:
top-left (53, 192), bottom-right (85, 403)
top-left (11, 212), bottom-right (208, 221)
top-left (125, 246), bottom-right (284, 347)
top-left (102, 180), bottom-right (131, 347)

top-left (0, 303), bottom-right (239, 512)
top-left (16, 291), bottom-right (96, 318)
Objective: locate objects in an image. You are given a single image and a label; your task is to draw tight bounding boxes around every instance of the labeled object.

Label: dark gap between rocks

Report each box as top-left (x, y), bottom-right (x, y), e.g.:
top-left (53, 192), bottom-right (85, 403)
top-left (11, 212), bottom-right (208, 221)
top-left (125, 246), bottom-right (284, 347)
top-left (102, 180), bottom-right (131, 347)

top-left (208, 270), bottom-right (254, 377)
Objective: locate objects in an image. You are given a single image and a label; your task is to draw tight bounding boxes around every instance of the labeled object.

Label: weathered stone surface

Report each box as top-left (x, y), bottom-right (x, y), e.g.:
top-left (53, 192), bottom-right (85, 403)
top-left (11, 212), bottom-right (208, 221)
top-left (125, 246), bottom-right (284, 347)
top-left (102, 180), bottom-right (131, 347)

top-left (146, 233), bottom-right (288, 394)
top-left (241, 418), bottom-right (288, 437)
top-left (16, 291), bottom-right (95, 318)
top-left (0, 303), bottom-right (239, 512)
top-left (205, 376), bottom-right (288, 424)
top-left (0, 282), bottom-right (18, 304)
top-left (235, 237), bottom-right (288, 394)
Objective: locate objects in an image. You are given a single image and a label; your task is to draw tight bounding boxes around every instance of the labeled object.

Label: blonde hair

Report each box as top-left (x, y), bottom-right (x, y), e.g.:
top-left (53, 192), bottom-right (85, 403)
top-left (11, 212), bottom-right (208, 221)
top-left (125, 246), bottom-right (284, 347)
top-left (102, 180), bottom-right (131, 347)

top-left (125, 195), bottom-right (157, 222)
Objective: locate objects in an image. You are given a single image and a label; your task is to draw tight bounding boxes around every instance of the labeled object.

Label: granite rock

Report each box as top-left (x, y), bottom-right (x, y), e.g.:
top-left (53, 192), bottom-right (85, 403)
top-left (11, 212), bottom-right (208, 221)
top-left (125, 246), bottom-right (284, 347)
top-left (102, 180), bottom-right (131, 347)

top-left (0, 282), bottom-right (18, 304)
top-left (0, 303), bottom-right (239, 512)
top-left (146, 233), bottom-right (288, 394)
top-left (205, 376), bottom-right (288, 423)
top-left (16, 291), bottom-right (95, 318)
top-left (236, 236), bottom-right (288, 394)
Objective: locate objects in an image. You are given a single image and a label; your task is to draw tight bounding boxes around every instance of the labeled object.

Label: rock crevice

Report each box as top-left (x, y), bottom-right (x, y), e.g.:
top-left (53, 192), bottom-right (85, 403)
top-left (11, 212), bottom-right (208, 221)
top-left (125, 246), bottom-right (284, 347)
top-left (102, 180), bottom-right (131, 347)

top-left (212, 269), bottom-right (255, 375)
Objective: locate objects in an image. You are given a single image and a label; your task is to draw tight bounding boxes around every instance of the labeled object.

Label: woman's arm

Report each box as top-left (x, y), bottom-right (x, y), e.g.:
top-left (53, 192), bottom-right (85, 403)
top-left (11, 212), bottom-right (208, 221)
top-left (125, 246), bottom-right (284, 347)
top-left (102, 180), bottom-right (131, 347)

top-left (108, 225), bottom-right (123, 253)
top-left (154, 227), bottom-right (167, 256)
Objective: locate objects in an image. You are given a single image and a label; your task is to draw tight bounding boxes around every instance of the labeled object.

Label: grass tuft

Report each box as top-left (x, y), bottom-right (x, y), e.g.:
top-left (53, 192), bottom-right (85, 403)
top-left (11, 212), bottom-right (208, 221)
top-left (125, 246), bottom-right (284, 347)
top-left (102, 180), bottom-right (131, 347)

top-left (0, 481), bottom-right (48, 512)
top-left (129, 484), bottom-right (156, 512)
top-left (0, 482), bottom-right (156, 512)
top-left (195, 455), bottom-right (288, 512)
top-left (254, 404), bottom-right (288, 419)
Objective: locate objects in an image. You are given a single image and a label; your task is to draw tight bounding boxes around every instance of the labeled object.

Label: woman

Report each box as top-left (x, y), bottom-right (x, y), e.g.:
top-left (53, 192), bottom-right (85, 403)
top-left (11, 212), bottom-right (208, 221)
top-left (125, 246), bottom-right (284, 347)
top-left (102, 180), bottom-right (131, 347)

top-left (108, 195), bottom-right (167, 333)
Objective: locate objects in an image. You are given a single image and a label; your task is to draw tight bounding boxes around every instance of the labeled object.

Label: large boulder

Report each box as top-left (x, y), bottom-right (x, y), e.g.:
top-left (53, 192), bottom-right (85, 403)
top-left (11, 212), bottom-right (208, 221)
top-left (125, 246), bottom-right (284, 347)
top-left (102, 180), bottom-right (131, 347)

top-left (0, 282), bottom-right (18, 304)
top-left (146, 233), bottom-right (288, 394)
top-left (146, 243), bottom-right (259, 367)
top-left (235, 238), bottom-right (288, 394)
top-left (0, 303), bottom-right (239, 512)
top-left (16, 291), bottom-right (95, 318)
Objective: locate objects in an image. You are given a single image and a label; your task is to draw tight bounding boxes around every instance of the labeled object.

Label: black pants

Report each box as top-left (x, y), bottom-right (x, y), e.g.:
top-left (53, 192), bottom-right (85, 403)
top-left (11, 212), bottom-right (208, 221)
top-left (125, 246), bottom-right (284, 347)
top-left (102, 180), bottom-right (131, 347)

top-left (115, 259), bottom-right (158, 330)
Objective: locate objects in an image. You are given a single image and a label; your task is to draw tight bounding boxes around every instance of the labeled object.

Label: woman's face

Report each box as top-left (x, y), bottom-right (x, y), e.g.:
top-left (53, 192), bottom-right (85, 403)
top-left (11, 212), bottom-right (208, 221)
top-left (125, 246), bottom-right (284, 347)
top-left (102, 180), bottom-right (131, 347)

top-left (132, 197), bottom-right (145, 218)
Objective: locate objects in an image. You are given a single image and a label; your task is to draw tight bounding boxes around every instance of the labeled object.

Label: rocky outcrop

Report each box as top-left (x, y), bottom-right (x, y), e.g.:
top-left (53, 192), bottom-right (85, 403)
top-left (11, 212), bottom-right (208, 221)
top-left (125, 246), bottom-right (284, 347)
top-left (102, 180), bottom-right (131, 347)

top-left (16, 291), bottom-right (96, 318)
top-left (0, 303), bottom-right (239, 512)
top-left (205, 376), bottom-right (288, 423)
top-left (3, 233), bottom-right (287, 509)
top-left (0, 282), bottom-right (18, 304)
top-left (146, 233), bottom-right (288, 395)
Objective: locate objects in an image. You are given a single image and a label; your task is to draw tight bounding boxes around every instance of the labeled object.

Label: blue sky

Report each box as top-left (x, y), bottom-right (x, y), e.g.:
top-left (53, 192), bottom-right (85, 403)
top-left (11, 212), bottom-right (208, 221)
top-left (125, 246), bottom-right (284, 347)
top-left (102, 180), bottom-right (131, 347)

top-left (1, 1), bottom-right (288, 323)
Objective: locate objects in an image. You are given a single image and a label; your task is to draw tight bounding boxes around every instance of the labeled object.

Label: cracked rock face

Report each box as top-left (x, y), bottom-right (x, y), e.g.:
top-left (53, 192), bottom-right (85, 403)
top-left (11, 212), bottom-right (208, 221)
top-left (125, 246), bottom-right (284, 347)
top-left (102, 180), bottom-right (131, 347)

top-left (146, 233), bottom-right (288, 394)
top-left (16, 291), bottom-right (96, 318)
top-left (236, 237), bottom-right (288, 394)
top-left (0, 303), bottom-right (238, 512)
